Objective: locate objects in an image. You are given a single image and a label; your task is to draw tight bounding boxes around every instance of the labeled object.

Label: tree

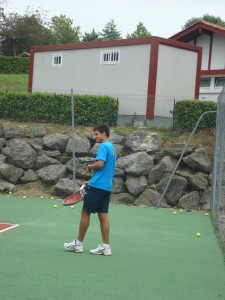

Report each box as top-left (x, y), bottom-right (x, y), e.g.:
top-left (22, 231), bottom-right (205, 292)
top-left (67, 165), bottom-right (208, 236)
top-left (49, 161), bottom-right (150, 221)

top-left (49, 14), bottom-right (80, 44)
top-left (183, 14), bottom-right (225, 29)
top-left (127, 22), bottom-right (152, 38)
top-left (82, 28), bottom-right (100, 42)
top-left (0, 8), bottom-right (51, 55)
top-left (100, 19), bottom-right (121, 40)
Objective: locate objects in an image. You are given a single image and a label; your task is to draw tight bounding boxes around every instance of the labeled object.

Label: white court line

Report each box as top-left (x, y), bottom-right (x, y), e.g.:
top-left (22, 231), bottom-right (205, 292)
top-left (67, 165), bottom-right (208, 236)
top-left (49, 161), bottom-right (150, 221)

top-left (0, 224), bottom-right (20, 233)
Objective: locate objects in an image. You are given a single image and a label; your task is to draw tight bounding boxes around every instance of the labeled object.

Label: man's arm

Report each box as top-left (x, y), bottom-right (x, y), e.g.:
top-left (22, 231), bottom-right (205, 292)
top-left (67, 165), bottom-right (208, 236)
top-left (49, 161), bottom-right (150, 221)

top-left (87, 160), bottom-right (104, 171)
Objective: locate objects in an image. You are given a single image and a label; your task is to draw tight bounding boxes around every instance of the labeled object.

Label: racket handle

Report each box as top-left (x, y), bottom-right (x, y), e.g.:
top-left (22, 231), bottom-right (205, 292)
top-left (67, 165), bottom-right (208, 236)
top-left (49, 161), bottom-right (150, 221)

top-left (79, 184), bottom-right (86, 191)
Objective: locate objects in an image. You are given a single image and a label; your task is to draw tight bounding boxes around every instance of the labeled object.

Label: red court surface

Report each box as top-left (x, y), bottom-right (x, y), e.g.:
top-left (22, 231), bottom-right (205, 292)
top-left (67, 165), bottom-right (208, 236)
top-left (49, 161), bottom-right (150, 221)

top-left (0, 223), bottom-right (19, 233)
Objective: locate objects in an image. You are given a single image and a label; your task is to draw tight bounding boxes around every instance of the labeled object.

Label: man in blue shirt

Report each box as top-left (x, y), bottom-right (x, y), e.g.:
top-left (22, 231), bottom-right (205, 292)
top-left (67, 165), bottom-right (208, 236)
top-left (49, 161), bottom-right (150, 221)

top-left (64, 124), bottom-right (116, 256)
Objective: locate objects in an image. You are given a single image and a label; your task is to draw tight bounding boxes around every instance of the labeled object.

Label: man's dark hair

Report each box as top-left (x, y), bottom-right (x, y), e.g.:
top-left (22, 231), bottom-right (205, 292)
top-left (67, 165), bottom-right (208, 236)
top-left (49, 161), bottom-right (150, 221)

top-left (93, 124), bottom-right (110, 137)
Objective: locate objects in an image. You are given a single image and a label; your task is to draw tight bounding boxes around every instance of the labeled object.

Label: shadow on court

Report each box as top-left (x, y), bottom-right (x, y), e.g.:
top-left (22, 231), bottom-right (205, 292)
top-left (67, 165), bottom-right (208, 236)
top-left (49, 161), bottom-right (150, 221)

top-left (0, 195), bottom-right (225, 300)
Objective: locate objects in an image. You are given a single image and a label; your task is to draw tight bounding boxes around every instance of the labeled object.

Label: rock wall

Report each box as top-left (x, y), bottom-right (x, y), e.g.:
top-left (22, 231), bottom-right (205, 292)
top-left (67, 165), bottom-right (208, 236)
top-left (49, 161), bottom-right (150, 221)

top-left (0, 124), bottom-right (212, 210)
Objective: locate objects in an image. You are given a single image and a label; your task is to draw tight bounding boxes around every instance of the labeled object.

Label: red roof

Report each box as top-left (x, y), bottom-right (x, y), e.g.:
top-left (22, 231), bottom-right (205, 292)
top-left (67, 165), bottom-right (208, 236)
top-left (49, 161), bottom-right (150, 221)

top-left (170, 19), bottom-right (225, 42)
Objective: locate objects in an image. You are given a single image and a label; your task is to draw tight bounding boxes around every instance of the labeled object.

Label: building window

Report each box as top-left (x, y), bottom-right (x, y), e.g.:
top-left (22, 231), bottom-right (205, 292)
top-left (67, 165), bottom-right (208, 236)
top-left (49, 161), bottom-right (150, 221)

top-left (52, 54), bottom-right (63, 67)
top-left (200, 77), bottom-right (211, 88)
top-left (215, 77), bottom-right (225, 87)
top-left (100, 50), bottom-right (120, 64)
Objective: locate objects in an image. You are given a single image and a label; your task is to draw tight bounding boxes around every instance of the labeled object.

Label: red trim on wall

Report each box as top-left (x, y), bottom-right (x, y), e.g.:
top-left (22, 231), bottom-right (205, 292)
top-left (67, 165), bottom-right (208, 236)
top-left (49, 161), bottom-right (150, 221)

top-left (170, 22), bottom-right (225, 41)
top-left (208, 33), bottom-right (213, 70)
top-left (28, 50), bottom-right (34, 92)
top-left (146, 39), bottom-right (159, 119)
top-left (201, 69), bottom-right (225, 75)
top-left (195, 48), bottom-right (202, 98)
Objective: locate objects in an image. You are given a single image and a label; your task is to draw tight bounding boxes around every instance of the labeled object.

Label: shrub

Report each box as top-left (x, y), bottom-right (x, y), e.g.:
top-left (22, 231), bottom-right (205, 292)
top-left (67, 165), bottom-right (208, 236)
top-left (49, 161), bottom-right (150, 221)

top-left (173, 99), bottom-right (217, 131)
top-left (0, 91), bottom-right (118, 126)
top-left (0, 56), bottom-right (29, 74)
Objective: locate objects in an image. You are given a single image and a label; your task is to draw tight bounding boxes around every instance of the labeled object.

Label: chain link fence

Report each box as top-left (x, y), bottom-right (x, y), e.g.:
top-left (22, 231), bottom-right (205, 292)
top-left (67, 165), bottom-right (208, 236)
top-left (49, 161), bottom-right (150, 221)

top-left (0, 87), bottom-right (217, 219)
top-left (211, 86), bottom-right (225, 254)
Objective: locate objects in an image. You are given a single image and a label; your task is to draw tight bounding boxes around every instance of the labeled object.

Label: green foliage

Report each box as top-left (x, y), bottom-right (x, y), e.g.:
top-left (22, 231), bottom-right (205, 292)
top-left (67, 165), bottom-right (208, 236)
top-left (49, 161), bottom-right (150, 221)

top-left (0, 56), bottom-right (29, 74)
top-left (127, 22), bottom-right (152, 38)
top-left (173, 100), bottom-right (217, 131)
top-left (82, 28), bottom-right (101, 42)
top-left (183, 14), bottom-right (225, 29)
top-left (0, 91), bottom-right (118, 125)
top-left (100, 19), bottom-right (121, 40)
top-left (49, 14), bottom-right (80, 44)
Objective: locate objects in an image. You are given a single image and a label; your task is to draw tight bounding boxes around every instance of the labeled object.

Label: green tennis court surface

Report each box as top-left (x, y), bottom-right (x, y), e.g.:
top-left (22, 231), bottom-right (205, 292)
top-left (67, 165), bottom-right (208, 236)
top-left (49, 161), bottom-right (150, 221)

top-left (0, 195), bottom-right (225, 300)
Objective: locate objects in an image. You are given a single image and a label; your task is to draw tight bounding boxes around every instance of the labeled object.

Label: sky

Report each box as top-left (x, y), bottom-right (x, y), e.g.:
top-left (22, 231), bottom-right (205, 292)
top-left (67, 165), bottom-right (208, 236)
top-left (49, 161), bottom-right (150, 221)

top-left (4, 0), bottom-right (225, 38)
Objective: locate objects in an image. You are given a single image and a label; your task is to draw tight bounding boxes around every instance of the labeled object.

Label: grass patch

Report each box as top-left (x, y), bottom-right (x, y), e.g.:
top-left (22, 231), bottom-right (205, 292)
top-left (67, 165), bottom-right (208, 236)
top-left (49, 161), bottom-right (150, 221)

top-left (0, 74), bottom-right (29, 92)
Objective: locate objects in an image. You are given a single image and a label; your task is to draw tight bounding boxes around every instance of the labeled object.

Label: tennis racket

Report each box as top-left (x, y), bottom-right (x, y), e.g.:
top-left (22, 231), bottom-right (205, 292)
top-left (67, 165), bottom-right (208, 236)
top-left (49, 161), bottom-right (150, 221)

top-left (62, 184), bottom-right (86, 206)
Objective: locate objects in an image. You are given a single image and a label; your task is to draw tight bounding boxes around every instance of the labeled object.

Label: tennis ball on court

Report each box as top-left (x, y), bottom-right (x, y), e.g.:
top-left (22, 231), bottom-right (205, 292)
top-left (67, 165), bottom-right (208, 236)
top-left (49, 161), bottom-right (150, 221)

top-left (53, 204), bottom-right (58, 208)
top-left (173, 211), bottom-right (177, 215)
top-left (51, 196), bottom-right (55, 200)
top-left (196, 232), bottom-right (201, 237)
top-left (179, 209), bottom-right (183, 213)
top-left (9, 191), bottom-right (12, 194)
top-left (22, 196), bottom-right (27, 199)
top-left (205, 212), bottom-right (209, 216)
top-left (70, 205), bottom-right (74, 209)
top-left (40, 196), bottom-right (44, 199)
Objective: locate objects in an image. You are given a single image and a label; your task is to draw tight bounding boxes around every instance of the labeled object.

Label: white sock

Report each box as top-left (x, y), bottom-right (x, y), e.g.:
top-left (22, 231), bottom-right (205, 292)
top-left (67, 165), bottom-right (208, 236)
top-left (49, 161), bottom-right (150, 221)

top-left (103, 243), bottom-right (109, 248)
top-left (76, 240), bottom-right (83, 245)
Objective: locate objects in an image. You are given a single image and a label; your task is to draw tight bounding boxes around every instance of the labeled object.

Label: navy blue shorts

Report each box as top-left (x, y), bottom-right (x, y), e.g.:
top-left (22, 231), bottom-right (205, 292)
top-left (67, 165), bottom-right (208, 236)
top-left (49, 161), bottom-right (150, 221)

top-left (83, 186), bottom-right (111, 214)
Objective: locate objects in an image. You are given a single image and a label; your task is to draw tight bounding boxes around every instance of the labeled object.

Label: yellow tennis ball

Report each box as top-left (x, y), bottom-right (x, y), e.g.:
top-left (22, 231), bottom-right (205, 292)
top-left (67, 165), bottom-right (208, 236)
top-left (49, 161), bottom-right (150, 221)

top-left (9, 191), bottom-right (12, 194)
top-left (53, 204), bottom-right (58, 208)
top-left (173, 211), bottom-right (177, 215)
top-left (40, 196), bottom-right (44, 199)
top-left (205, 212), bottom-right (209, 216)
top-left (196, 232), bottom-right (201, 237)
top-left (179, 209), bottom-right (183, 213)
top-left (70, 205), bottom-right (74, 209)
top-left (51, 196), bottom-right (55, 200)
top-left (22, 196), bottom-right (27, 199)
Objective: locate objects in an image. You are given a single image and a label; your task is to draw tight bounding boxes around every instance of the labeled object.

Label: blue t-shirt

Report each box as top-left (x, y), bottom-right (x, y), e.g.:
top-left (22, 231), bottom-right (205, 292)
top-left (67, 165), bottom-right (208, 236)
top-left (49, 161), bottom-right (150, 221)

top-left (88, 141), bottom-right (116, 192)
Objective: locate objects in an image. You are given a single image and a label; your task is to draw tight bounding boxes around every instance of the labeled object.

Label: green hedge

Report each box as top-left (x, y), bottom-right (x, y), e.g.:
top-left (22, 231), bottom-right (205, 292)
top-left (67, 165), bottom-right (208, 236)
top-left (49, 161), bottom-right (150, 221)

top-left (0, 91), bottom-right (118, 126)
top-left (0, 56), bottom-right (29, 74)
top-left (173, 99), bottom-right (217, 131)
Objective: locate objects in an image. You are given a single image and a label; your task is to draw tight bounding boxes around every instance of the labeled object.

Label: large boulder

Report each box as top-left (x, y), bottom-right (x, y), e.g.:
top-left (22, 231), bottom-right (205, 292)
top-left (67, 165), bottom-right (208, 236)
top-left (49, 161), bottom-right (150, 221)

top-left (112, 177), bottom-right (126, 194)
top-left (30, 125), bottom-right (47, 138)
top-left (183, 148), bottom-right (212, 173)
top-left (0, 163), bottom-right (24, 184)
top-left (125, 175), bottom-right (147, 196)
top-left (157, 174), bottom-right (188, 205)
top-left (116, 152), bottom-right (154, 176)
top-left (0, 179), bottom-right (16, 192)
top-left (135, 189), bottom-right (167, 207)
top-left (4, 126), bottom-right (28, 140)
top-left (164, 143), bottom-right (196, 158)
top-left (6, 139), bottom-right (37, 169)
top-left (110, 193), bottom-right (135, 204)
top-left (124, 130), bottom-right (163, 153)
top-left (27, 138), bottom-right (43, 152)
top-left (43, 134), bottom-right (69, 153)
top-left (38, 165), bottom-right (67, 184)
top-left (20, 169), bottom-right (38, 183)
top-left (36, 155), bottom-right (62, 169)
top-left (66, 133), bottom-right (91, 156)
top-left (178, 191), bottom-right (200, 210)
top-left (53, 178), bottom-right (82, 197)
top-left (176, 170), bottom-right (208, 191)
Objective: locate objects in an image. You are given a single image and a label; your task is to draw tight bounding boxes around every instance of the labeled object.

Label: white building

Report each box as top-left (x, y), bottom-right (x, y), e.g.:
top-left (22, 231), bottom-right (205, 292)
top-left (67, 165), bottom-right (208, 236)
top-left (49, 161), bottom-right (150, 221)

top-left (170, 19), bottom-right (225, 101)
top-left (29, 37), bottom-right (201, 125)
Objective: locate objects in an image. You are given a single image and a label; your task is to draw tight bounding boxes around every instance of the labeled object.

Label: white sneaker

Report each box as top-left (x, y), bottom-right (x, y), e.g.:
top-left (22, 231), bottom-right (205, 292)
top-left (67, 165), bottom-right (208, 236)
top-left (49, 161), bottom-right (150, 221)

top-left (89, 244), bottom-right (112, 256)
top-left (64, 240), bottom-right (83, 253)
